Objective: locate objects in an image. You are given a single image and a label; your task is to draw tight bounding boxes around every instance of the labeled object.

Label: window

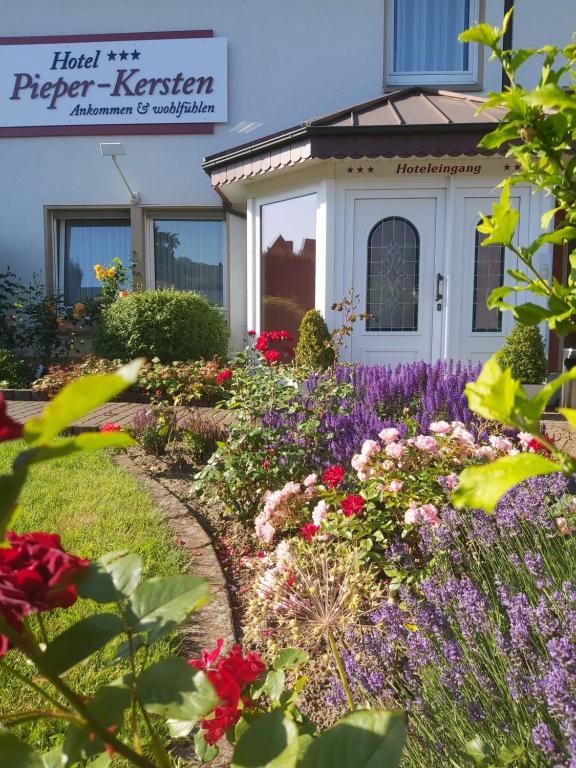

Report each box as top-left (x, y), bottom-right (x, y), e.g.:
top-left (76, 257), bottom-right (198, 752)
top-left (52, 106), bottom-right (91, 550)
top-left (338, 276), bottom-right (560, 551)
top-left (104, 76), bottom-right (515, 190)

top-left (387, 0), bottom-right (479, 85)
top-left (152, 218), bottom-right (225, 305)
top-left (261, 194), bottom-right (316, 340)
top-left (472, 225), bottom-right (504, 332)
top-left (366, 217), bottom-right (419, 332)
top-left (54, 213), bottom-right (131, 304)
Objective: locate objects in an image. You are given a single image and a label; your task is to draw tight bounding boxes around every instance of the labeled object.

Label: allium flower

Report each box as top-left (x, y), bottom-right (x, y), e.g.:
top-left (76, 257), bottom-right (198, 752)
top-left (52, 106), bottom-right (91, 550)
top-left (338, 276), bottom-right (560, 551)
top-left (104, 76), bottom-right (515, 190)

top-left (0, 532), bottom-right (88, 655)
top-left (216, 368), bottom-right (233, 385)
top-left (0, 395), bottom-right (23, 442)
top-left (100, 422), bottom-right (121, 433)
top-left (341, 494), bottom-right (365, 517)
top-left (322, 465), bottom-right (345, 488)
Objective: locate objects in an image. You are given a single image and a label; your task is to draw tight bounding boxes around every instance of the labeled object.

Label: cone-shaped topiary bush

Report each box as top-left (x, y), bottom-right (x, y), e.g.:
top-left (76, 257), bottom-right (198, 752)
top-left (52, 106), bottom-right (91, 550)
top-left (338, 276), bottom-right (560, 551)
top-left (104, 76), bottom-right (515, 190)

top-left (93, 289), bottom-right (228, 363)
top-left (294, 309), bottom-right (335, 370)
top-left (497, 322), bottom-right (548, 383)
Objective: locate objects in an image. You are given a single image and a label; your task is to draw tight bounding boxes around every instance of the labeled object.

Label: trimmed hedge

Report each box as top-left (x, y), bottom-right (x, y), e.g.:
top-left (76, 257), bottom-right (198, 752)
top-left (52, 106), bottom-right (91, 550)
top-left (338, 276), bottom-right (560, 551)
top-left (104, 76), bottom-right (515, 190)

top-left (294, 309), bottom-right (335, 370)
top-left (498, 322), bottom-right (548, 384)
top-left (93, 289), bottom-right (228, 363)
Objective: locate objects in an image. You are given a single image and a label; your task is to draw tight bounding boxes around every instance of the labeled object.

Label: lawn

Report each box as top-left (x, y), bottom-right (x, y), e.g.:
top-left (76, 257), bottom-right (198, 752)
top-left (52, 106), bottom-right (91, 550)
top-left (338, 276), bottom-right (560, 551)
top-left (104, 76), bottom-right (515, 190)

top-left (0, 442), bottom-right (188, 754)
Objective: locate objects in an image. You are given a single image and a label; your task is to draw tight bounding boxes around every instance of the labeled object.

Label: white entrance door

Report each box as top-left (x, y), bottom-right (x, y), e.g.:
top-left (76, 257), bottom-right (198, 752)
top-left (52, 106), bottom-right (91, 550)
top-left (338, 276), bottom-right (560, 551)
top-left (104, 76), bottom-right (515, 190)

top-left (350, 195), bottom-right (443, 364)
top-left (447, 191), bottom-right (527, 363)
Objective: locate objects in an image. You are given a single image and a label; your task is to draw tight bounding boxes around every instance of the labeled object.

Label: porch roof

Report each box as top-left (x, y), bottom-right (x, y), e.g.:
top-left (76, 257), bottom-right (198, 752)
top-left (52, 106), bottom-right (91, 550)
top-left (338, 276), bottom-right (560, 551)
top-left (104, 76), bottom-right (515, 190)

top-left (202, 87), bottom-right (507, 186)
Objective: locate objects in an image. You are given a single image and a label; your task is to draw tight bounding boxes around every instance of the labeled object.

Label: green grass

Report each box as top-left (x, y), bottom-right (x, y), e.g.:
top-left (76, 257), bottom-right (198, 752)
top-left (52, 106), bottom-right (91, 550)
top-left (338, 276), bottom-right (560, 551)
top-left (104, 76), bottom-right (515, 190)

top-left (0, 442), bottom-right (189, 756)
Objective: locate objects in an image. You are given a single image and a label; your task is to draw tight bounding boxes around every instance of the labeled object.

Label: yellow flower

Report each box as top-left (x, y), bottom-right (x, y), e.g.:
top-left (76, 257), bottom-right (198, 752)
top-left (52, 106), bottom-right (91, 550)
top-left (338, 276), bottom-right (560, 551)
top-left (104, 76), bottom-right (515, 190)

top-left (118, 290), bottom-right (130, 299)
top-left (105, 268), bottom-right (116, 279)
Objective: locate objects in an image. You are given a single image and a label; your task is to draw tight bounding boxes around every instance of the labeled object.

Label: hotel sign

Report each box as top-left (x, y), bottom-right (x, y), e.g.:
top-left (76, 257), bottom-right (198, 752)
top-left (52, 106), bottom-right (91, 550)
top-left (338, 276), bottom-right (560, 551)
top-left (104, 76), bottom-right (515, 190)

top-left (0, 31), bottom-right (227, 136)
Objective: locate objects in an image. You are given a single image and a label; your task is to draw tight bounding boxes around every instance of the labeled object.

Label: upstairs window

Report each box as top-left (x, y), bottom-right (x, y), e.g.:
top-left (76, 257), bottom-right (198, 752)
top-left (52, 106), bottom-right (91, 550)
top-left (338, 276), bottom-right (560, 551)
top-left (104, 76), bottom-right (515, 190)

top-left (387, 0), bottom-right (479, 86)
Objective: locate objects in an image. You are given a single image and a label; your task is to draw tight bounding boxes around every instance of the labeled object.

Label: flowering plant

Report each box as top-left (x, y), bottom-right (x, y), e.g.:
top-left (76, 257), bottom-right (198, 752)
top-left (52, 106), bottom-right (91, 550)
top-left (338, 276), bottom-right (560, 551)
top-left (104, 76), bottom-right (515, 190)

top-left (0, 360), bottom-right (406, 767)
top-left (93, 257), bottom-right (131, 308)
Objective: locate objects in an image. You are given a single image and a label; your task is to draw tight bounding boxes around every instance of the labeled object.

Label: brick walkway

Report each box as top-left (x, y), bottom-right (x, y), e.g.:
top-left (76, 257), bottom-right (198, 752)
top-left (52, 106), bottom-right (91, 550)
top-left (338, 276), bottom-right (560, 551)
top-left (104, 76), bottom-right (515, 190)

top-left (6, 400), bottom-right (237, 434)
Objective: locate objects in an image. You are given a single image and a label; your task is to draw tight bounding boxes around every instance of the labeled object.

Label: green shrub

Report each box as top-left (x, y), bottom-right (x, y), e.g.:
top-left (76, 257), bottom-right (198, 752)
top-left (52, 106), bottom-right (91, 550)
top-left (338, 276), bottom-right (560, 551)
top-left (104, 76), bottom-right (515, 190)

top-left (498, 322), bottom-right (548, 383)
top-left (294, 309), bottom-right (335, 370)
top-left (92, 289), bottom-right (228, 363)
top-left (0, 347), bottom-right (31, 388)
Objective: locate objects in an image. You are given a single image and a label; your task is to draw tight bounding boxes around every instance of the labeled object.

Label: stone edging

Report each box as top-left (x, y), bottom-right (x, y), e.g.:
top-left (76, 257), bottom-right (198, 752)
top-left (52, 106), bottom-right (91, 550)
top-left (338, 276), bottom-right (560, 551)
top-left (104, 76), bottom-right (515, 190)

top-left (113, 453), bottom-right (236, 652)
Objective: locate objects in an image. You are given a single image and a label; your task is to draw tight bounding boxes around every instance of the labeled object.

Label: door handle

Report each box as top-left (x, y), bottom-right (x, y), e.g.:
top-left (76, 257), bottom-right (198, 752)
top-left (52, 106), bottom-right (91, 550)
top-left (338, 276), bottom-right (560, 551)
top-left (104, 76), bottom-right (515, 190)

top-left (435, 273), bottom-right (444, 302)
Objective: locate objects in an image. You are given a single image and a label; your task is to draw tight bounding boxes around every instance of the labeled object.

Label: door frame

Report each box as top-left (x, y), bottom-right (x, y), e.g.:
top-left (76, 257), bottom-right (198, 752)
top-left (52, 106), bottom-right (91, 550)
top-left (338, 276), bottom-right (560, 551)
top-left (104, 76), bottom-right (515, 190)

top-left (340, 187), bottom-right (446, 364)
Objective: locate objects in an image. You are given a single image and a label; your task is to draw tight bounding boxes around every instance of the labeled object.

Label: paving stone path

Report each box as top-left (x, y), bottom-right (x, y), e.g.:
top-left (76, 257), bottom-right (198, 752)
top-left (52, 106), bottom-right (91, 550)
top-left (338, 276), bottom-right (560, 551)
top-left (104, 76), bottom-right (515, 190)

top-left (6, 400), bottom-right (237, 432)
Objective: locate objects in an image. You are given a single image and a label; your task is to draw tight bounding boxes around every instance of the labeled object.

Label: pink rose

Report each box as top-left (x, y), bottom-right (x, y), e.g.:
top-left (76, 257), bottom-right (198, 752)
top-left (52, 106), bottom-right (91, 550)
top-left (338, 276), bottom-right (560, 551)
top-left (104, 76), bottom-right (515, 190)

top-left (303, 473), bottom-right (317, 488)
top-left (385, 442), bottom-right (405, 459)
top-left (378, 427), bottom-right (400, 444)
top-left (429, 421), bottom-right (451, 434)
top-left (312, 500), bottom-right (329, 527)
top-left (443, 473), bottom-right (459, 490)
top-left (360, 439), bottom-right (381, 458)
top-left (414, 434), bottom-right (438, 453)
top-left (388, 479), bottom-right (403, 492)
top-left (418, 503), bottom-right (440, 526)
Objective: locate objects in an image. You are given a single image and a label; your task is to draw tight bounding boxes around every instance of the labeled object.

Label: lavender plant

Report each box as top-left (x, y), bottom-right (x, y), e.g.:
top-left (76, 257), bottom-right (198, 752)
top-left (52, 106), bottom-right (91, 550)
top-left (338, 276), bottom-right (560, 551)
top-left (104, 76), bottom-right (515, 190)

top-left (328, 474), bottom-right (575, 767)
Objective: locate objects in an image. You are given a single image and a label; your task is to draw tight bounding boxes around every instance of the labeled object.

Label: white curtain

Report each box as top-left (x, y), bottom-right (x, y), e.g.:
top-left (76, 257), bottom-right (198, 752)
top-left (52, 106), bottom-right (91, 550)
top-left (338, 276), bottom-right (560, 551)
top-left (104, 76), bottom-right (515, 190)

top-left (154, 220), bottom-right (224, 305)
top-left (64, 219), bottom-right (131, 304)
top-left (393, 0), bottom-right (470, 73)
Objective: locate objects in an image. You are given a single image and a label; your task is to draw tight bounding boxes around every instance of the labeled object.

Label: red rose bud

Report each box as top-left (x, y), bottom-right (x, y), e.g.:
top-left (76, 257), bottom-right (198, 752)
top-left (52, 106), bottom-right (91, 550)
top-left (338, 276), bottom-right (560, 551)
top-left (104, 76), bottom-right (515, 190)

top-left (299, 522), bottom-right (320, 541)
top-left (0, 394), bottom-right (23, 443)
top-left (247, 330), bottom-right (257, 336)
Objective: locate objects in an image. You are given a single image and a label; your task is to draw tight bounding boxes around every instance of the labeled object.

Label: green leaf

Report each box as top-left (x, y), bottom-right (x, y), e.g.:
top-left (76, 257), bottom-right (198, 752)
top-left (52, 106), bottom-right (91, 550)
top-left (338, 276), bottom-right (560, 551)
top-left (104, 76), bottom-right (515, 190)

top-left (477, 183), bottom-right (519, 247)
top-left (524, 83), bottom-right (576, 112)
top-left (23, 360), bottom-right (143, 445)
top-left (0, 468), bottom-right (27, 543)
top-left (62, 685), bottom-right (131, 764)
top-left (273, 648), bottom-right (309, 671)
top-left (167, 718), bottom-right (196, 739)
top-left (453, 453), bottom-right (560, 513)
top-left (465, 736), bottom-right (492, 766)
top-left (459, 23), bottom-right (501, 48)
top-left (43, 614), bottom-right (125, 675)
top-left (40, 747), bottom-right (64, 768)
top-left (15, 432), bottom-right (135, 468)
top-left (0, 733), bottom-right (43, 768)
top-left (299, 710), bottom-right (405, 768)
top-left (498, 743), bottom-right (524, 764)
top-left (558, 407), bottom-right (576, 428)
top-left (78, 551), bottom-right (143, 603)
top-left (232, 709), bottom-right (299, 768)
top-left (134, 658), bottom-right (218, 721)
top-left (464, 356), bottom-right (528, 427)
top-left (195, 731), bottom-right (220, 764)
top-left (87, 755), bottom-right (112, 768)
top-left (125, 575), bottom-right (211, 642)
top-left (264, 669), bottom-right (286, 702)
top-left (531, 366), bottom-right (576, 415)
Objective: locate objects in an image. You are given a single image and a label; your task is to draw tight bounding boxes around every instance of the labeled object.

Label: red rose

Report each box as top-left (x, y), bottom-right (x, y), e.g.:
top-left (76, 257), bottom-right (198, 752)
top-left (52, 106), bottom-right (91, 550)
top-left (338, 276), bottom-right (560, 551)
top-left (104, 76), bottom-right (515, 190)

top-left (247, 330), bottom-right (257, 337)
top-left (341, 494), bottom-right (365, 517)
top-left (216, 368), bottom-right (233, 386)
top-left (322, 465), bottom-right (345, 488)
top-left (100, 422), bottom-right (121, 433)
top-left (299, 523), bottom-right (320, 541)
top-left (279, 331), bottom-right (293, 341)
top-left (527, 436), bottom-right (552, 456)
top-left (263, 349), bottom-right (281, 364)
top-left (0, 395), bottom-right (23, 443)
top-left (0, 532), bottom-right (88, 655)
top-left (255, 333), bottom-right (269, 352)
top-left (261, 459), bottom-right (270, 470)
top-left (189, 640), bottom-right (266, 745)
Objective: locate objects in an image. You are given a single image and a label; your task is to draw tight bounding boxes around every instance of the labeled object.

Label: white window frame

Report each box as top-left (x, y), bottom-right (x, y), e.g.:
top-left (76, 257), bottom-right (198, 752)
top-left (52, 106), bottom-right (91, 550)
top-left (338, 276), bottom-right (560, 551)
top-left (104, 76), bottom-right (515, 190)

top-left (385, 0), bottom-right (480, 86)
top-left (48, 207), bottom-right (131, 300)
top-left (143, 208), bottom-right (229, 317)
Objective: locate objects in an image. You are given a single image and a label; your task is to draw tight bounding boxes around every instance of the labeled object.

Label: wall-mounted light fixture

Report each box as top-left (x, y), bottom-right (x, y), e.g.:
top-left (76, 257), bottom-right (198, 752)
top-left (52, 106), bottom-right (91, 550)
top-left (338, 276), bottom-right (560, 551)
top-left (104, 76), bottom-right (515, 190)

top-left (99, 142), bottom-right (140, 204)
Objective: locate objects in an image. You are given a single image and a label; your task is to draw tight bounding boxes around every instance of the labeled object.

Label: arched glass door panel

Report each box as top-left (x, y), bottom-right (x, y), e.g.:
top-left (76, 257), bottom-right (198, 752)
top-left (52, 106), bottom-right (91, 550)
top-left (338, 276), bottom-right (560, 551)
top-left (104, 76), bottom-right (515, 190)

top-left (366, 216), bottom-right (419, 331)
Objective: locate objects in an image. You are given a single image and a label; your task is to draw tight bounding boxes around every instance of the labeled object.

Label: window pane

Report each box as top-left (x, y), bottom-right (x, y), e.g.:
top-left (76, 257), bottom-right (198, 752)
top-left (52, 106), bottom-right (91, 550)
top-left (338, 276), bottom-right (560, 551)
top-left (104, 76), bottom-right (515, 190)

top-left (261, 195), bottom-right (316, 340)
top-left (366, 217), bottom-right (419, 332)
top-left (473, 228), bottom-right (504, 332)
top-left (393, 0), bottom-right (470, 73)
top-left (154, 219), bottom-right (224, 305)
top-left (64, 219), bottom-right (131, 304)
